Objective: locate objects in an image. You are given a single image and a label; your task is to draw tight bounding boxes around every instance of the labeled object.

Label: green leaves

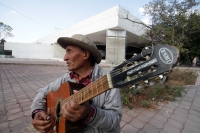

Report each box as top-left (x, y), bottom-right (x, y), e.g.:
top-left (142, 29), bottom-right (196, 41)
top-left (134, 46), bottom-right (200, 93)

top-left (143, 0), bottom-right (200, 65)
top-left (0, 22), bottom-right (13, 40)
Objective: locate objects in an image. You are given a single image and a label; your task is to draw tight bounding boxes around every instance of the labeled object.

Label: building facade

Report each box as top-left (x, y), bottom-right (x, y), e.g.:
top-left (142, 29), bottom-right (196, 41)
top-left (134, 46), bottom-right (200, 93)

top-left (5, 5), bottom-right (149, 65)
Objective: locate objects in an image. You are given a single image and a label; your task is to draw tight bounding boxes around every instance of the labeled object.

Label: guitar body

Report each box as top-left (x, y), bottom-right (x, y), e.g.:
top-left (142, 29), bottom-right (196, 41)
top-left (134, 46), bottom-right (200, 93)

top-left (47, 82), bottom-right (85, 133)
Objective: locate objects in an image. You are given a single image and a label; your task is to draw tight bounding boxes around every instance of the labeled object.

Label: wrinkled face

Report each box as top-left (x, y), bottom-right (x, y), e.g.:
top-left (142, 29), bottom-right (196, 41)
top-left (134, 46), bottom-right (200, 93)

top-left (64, 45), bottom-right (88, 71)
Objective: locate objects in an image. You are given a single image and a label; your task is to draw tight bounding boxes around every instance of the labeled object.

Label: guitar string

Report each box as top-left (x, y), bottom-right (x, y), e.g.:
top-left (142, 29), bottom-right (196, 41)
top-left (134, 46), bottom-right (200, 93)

top-left (47, 58), bottom-right (150, 114)
top-left (47, 48), bottom-right (154, 114)
top-left (49, 61), bottom-right (136, 113)
top-left (48, 76), bottom-right (109, 114)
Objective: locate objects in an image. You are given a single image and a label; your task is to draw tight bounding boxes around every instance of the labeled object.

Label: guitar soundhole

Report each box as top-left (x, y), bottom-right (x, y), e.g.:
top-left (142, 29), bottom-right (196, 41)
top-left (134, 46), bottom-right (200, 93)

top-left (56, 102), bottom-right (61, 120)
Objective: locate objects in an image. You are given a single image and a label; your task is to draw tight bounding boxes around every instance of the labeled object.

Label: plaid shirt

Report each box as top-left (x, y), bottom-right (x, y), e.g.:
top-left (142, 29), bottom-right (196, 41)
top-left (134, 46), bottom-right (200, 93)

top-left (32, 68), bottom-right (95, 121)
top-left (69, 68), bottom-right (93, 86)
top-left (70, 68), bottom-right (96, 123)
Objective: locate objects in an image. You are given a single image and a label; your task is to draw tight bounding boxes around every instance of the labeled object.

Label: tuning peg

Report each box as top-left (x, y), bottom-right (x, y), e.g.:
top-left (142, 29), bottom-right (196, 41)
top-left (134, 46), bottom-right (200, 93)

top-left (134, 61), bottom-right (138, 65)
top-left (151, 66), bottom-right (155, 69)
top-left (129, 84), bottom-right (136, 89)
top-left (126, 76), bottom-right (131, 81)
top-left (145, 55), bottom-right (150, 60)
top-left (159, 74), bottom-right (163, 79)
top-left (132, 53), bottom-right (137, 58)
top-left (138, 71), bottom-right (142, 75)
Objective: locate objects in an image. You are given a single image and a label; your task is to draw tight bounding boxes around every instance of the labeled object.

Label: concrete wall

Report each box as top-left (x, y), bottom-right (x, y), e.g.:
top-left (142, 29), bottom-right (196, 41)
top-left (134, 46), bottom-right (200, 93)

top-left (4, 42), bottom-right (53, 59)
top-left (53, 43), bottom-right (65, 59)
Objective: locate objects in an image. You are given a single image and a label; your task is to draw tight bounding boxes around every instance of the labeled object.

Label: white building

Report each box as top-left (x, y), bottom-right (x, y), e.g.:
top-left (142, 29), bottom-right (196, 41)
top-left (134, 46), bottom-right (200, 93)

top-left (5, 5), bottom-right (149, 65)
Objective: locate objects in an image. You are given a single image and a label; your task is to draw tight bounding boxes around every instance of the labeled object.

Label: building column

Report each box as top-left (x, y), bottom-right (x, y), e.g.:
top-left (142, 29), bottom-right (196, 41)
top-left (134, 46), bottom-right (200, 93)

top-left (106, 29), bottom-right (126, 65)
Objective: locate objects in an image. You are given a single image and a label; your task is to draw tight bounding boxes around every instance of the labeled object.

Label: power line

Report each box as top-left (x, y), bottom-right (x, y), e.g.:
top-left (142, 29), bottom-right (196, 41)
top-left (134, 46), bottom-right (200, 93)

top-left (0, 2), bottom-right (54, 29)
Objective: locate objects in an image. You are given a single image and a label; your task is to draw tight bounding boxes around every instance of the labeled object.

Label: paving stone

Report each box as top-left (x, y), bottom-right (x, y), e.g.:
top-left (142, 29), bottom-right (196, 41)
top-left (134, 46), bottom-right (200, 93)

top-left (137, 130), bottom-right (147, 133)
top-left (164, 102), bottom-right (178, 110)
top-left (154, 114), bottom-right (168, 123)
top-left (136, 114), bottom-right (151, 123)
top-left (26, 116), bottom-right (32, 123)
top-left (122, 114), bottom-right (132, 123)
top-left (190, 106), bottom-right (200, 112)
top-left (10, 123), bottom-right (29, 133)
top-left (189, 109), bottom-right (200, 117)
top-left (159, 130), bottom-right (168, 133)
top-left (141, 108), bottom-right (157, 118)
top-left (175, 106), bottom-right (189, 114)
top-left (160, 106), bottom-right (174, 114)
top-left (18, 99), bottom-right (31, 103)
top-left (7, 108), bottom-right (21, 115)
top-left (187, 114), bottom-right (200, 123)
top-left (122, 108), bottom-right (129, 114)
top-left (24, 110), bottom-right (31, 116)
top-left (183, 123), bottom-right (200, 133)
top-left (130, 118), bottom-right (145, 129)
top-left (185, 93), bottom-right (195, 99)
top-left (22, 105), bottom-right (31, 111)
top-left (5, 104), bottom-right (20, 111)
top-left (163, 123), bottom-right (181, 133)
top-left (0, 116), bottom-right (7, 124)
top-left (178, 103), bottom-right (191, 110)
top-left (186, 119), bottom-right (200, 129)
top-left (193, 102), bottom-right (200, 108)
top-left (120, 120), bottom-right (125, 128)
top-left (126, 110), bottom-right (139, 118)
top-left (157, 110), bottom-right (171, 118)
top-left (9, 117), bottom-right (27, 128)
top-left (121, 124), bottom-right (139, 133)
top-left (173, 109), bottom-right (188, 118)
top-left (8, 112), bottom-right (24, 121)
top-left (0, 110), bottom-right (6, 116)
top-left (142, 124), bottom-right (160, 133)
top-left (182, 97), bottom-right (194, 103)
top-left (131, 108), bottom-right (144, 114)
top-left (20, 102), bottom-right (32, 107)
top-left (0, 122), bottom-right (10, 133)
top-left (148, 118), bottom-right (164, 129)
top-left (167, 118), bottom-right (183, 129)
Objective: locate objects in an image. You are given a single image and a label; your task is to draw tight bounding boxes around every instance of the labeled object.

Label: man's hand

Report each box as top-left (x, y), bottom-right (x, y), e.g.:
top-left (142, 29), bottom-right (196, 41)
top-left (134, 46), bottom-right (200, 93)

top-left (61, 90), bottom-right (91, 122)
top-left (32, 111), bottom-right (54, 133)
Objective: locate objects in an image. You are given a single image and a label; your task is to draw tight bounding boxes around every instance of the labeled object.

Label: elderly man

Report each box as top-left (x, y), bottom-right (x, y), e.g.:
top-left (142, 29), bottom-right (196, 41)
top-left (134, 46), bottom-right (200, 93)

top-left (31, 34), bottom-right (122, 133)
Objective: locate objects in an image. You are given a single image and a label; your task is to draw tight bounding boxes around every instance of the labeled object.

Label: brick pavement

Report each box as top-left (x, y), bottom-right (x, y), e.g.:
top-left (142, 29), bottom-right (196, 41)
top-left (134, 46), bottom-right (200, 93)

top-left (0, 63), bottom-right (200, 133)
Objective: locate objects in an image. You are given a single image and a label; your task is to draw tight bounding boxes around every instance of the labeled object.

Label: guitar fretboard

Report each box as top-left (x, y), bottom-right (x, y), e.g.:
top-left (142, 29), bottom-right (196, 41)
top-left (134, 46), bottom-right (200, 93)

top-left (60, 75), bottom-right (110, 106)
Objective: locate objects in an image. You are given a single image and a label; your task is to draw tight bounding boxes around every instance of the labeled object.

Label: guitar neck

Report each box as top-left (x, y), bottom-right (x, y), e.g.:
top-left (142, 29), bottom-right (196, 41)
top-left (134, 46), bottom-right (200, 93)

top-left (61, 74), bottom-right (113, 106)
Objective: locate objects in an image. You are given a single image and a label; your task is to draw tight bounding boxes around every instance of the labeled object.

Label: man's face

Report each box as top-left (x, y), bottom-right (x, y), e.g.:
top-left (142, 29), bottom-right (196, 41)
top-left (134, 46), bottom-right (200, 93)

top-left (64, 45), bottom-right (87, 71)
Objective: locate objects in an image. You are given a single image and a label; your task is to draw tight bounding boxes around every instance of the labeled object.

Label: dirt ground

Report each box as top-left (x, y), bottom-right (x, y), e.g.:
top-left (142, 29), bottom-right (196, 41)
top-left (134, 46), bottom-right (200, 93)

top-left (121, 67), bottom-right (198, 108)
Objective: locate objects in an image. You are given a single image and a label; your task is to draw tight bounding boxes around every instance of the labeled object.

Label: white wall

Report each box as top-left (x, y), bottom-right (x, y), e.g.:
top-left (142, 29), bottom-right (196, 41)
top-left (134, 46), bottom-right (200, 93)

top-left (4, 42), bottom-right (53, 59)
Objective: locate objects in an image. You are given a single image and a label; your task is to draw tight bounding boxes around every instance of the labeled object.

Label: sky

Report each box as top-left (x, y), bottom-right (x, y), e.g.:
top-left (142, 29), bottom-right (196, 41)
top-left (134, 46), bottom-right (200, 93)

top-left (0, 0), bottom-right (151, 43)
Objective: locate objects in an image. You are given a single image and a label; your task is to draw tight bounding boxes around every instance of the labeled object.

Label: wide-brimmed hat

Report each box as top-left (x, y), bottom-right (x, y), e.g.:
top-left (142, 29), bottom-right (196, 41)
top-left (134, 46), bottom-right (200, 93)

top-left (57, 34), bottom-right (102, 64)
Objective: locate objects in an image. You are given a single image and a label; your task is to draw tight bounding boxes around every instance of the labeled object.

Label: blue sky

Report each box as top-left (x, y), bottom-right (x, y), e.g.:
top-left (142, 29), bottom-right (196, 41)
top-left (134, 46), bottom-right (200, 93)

top-left (0, 0), bottom-right (150, 43)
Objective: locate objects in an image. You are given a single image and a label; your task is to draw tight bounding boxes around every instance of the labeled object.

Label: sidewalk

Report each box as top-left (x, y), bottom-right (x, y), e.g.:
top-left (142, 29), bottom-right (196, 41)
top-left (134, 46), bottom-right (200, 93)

top-left (0, 58), bottom-right (200, 133)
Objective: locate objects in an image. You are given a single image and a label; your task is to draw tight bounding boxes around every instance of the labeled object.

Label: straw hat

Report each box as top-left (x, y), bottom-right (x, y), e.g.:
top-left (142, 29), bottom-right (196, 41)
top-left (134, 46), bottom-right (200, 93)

top-left (57, 34), bottom-right (102, 64)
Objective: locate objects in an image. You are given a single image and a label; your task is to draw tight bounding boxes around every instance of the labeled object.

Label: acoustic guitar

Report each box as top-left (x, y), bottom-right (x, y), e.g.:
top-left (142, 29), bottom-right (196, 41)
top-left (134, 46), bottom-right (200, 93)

top-left (22, 44), bottom-right (179, 133)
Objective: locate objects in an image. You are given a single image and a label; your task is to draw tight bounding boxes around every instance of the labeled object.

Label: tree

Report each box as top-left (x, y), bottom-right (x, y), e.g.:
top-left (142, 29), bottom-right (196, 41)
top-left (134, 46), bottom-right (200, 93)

top-left (0, 22), bottom-right (13, 40)
top-left (0, 38), bottom-right (6, 44)
top-left (180, 12), bottom-right (200, 64)
top-left (0, 22), bottom-right (13, 55)
top-left (142, 0), bottom-right (200, 65)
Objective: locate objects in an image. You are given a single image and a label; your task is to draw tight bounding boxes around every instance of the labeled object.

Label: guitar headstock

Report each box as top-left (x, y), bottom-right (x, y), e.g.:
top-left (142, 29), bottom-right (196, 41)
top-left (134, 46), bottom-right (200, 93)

top-left (110, 44), bottom-right (180, 88)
